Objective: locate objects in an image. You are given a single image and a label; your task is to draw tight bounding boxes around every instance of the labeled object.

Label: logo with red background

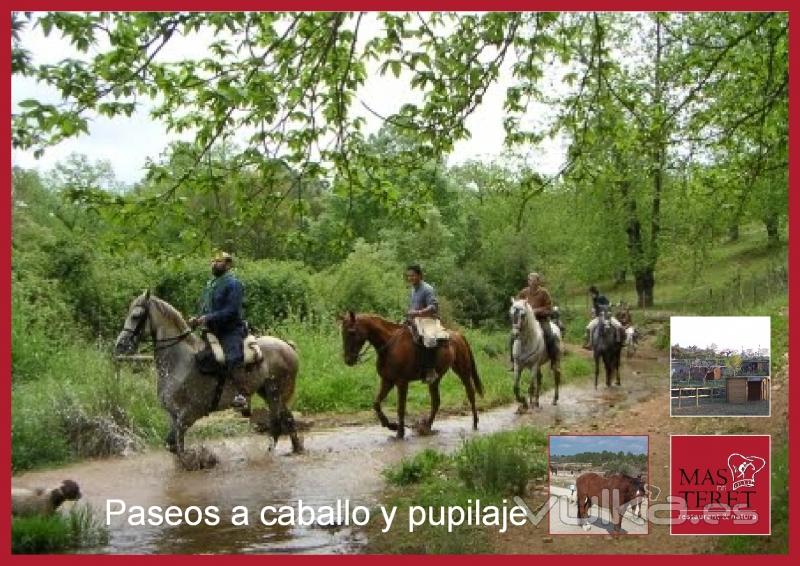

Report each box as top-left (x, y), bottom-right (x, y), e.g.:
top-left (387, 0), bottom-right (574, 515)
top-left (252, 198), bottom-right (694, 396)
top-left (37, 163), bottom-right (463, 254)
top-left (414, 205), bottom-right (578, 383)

top-left (670, 435), bottom-right (770, 535)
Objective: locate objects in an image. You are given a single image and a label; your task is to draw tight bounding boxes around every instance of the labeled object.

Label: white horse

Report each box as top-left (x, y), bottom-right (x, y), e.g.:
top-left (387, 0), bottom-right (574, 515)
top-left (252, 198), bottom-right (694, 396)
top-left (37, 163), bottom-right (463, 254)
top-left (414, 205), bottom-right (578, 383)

top-left (509, 298), bottom-right (562, 411)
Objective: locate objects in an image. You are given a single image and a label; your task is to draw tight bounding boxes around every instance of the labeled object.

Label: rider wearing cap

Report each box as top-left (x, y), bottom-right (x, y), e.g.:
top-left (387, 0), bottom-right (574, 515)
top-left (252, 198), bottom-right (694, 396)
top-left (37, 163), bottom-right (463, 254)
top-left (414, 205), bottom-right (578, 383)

top-left (188, 252), bottom-right (249, 408)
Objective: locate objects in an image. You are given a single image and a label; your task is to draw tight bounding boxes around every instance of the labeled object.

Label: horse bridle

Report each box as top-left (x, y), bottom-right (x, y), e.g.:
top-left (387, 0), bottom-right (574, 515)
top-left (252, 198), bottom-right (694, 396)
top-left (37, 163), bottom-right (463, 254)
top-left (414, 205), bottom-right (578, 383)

top-left (348, 322), bottom-right (405, 364)
top-left (511, 304), bottom-right (526, 334)
top-left (119, 297), bottom-right (192, 351)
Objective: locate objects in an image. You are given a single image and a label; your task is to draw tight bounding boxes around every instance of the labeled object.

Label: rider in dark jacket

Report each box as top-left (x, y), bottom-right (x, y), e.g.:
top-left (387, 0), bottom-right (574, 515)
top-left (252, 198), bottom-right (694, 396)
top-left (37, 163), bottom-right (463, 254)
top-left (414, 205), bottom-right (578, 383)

top-left (189, 252), bottom-right (248, 407)
top-left (583, 285), bottom-right (623, 349)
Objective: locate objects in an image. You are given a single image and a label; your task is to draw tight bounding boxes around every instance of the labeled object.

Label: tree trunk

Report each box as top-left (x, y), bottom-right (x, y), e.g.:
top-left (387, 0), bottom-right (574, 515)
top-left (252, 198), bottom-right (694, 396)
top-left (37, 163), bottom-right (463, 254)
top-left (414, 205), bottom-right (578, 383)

top-left (765, 214), bottom-right (780, 246)
top-left (728, 223), bottom-right (740, 242)
top-left (634, 267), bottom-right (655, 308)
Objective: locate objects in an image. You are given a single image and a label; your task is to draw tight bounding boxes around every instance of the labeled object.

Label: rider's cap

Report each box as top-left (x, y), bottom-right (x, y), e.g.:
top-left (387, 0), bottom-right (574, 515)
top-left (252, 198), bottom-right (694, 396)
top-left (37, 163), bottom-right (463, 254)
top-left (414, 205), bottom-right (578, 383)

top-left (213, 251), bottom-right (233, 263)
top-left (528, 272), bottom-right (541, 281)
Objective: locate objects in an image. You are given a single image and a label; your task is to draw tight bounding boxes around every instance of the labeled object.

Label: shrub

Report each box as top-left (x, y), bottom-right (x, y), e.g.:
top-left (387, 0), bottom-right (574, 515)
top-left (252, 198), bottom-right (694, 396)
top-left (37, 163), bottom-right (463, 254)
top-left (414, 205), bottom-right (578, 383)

top-left (311, 240), bottom-right (407, 319)
top-left (454, 428), bottom-right (547, 496)
top-left (12, 504), bottom-right (109, 554)
top-left (155, 257), bottom-right (315, 329)
top-left (383, 449), bottom-right (449, 486)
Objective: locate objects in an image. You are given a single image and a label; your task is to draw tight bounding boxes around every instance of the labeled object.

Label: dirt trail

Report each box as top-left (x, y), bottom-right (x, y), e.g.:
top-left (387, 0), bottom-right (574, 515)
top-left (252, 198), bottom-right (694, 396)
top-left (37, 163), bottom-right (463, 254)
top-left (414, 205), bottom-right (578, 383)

top-left (13, 341), bottom-right (786, 554)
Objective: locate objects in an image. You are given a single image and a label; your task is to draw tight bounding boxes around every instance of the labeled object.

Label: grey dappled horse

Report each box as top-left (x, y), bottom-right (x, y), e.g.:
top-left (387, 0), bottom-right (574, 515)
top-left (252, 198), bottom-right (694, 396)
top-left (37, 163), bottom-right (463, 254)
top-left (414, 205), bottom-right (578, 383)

top-left (509, 298), bottom-right (562, 410)
top-left (114, 290), bottom-right (303, 455)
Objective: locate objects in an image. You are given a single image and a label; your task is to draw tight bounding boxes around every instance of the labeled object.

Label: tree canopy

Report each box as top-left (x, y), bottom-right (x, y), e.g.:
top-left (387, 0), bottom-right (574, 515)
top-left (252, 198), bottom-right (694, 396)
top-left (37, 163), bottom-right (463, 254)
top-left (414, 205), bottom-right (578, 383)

top-left (12, 11), bottom-right (788, 306)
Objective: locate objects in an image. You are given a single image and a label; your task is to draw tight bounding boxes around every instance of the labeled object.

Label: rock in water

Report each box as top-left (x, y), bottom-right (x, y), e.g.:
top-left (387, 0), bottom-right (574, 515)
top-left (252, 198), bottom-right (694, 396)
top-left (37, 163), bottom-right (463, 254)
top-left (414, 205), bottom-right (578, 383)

top-left (176, 446), bottom-right (218, 470)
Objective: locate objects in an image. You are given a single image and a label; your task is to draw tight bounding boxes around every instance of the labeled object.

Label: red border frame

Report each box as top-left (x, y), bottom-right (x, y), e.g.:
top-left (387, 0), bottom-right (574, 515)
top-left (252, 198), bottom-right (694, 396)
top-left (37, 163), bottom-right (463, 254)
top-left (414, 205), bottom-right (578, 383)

top-left (4, 2), bottom-right (796, 563)
top-left (547, 434), bottom-right (651, 536)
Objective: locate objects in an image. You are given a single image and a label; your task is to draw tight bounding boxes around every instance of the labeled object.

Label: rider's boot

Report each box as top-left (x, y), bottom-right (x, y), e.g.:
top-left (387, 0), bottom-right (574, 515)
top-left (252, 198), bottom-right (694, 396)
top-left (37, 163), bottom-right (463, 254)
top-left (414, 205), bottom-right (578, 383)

top-left (230, 367), bottom-right (249, 409)
top-left (422, 347), bottom-right (439, 384)
top-left (582, 328), bottom-right (592, 350)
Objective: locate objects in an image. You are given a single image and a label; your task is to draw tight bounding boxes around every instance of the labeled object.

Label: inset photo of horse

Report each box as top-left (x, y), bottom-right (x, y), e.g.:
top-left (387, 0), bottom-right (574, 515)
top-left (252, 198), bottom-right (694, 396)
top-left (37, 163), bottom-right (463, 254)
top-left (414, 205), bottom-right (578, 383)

top-left (670, 317), bottom-right (771, 417)
top-left (548, 435), bottom-right (648, 535)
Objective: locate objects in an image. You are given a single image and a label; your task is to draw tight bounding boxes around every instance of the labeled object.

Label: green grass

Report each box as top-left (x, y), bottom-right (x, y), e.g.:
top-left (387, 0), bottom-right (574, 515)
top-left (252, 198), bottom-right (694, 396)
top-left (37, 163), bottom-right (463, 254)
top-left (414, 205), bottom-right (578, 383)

top-left (12, 504), bottom-right (109, 554)
top-left (12, 340), bottom-right (167, 472)
top-left (369, 427), bottom-right (548, 553)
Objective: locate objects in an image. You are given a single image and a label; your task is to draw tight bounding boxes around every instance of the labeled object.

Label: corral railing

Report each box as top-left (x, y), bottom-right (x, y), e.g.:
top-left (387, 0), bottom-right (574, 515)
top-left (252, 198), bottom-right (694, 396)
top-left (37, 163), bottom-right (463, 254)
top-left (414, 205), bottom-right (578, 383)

top-left (671, 383), bottom-right (726, 407)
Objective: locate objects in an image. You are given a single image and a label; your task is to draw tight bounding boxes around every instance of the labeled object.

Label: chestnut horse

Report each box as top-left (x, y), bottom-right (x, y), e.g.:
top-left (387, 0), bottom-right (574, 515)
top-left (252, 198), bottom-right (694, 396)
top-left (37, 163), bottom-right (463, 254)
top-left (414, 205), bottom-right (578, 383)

top-left (340, 312), bottom-right (483, 439)
top-left (575, 472), bottom-right (646, 533)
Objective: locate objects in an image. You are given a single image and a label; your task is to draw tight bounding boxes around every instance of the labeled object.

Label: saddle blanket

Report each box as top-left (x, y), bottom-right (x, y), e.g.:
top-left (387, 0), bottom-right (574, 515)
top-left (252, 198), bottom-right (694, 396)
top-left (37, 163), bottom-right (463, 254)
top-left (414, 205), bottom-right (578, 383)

top-left (413, 317), bottom-right (450, 348)
top-left (206, 333), bottom-right (263, 366)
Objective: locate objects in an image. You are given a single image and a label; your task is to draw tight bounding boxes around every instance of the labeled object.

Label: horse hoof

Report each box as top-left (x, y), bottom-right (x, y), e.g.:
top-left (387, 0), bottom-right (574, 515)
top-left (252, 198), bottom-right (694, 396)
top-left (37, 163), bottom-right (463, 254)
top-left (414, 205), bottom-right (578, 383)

top-left (552, 399), bottom-right (558, 406)
top-left (413, 420), bottom-right (434, 436)
top-left (515, 405), bottom-right (528, 415)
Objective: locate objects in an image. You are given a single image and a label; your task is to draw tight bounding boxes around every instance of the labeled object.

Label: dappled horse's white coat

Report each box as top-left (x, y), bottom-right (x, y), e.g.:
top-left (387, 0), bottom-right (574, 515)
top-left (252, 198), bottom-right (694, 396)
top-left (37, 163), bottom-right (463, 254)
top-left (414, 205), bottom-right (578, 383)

top-left (509, 298), bottom-right (562, 410)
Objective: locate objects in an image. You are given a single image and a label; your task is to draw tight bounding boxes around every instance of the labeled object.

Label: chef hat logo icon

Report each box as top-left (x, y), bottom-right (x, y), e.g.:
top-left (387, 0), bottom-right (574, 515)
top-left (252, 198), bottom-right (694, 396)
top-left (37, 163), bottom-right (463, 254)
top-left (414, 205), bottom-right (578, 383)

top-left (727, 453), bottom-right (766, 490)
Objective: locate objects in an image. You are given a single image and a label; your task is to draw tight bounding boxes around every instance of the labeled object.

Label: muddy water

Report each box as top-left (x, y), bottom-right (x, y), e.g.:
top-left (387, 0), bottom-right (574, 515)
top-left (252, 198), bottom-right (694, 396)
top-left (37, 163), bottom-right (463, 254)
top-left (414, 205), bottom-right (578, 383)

top-left (14, 351), bottom-right (667, 554)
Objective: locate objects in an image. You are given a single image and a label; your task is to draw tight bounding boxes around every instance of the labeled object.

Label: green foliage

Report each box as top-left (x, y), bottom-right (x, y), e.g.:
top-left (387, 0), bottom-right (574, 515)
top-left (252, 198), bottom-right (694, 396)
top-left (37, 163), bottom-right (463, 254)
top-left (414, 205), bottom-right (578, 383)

top-left (551, 450), bottom-right (648, 476)
top-left (383, 449), bottom-right (449, 486)
top-left (12, 504), bottom-right (109, 554)
top-left (312, 240), bottom-right (407, 319)
top-left (12, 320), bottom-right (166, 471)
top-left (156, 258), bottom-right (317, 329)
top-left (455, 428), bottom-right (547, 496)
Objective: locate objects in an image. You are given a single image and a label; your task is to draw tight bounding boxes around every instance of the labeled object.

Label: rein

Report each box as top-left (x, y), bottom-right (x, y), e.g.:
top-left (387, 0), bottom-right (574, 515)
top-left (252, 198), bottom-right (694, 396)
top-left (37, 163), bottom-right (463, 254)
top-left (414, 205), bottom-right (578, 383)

top-left (120, 298), bottom-right (193, 351)
top-left (352, 322), bottom-right (406, 364)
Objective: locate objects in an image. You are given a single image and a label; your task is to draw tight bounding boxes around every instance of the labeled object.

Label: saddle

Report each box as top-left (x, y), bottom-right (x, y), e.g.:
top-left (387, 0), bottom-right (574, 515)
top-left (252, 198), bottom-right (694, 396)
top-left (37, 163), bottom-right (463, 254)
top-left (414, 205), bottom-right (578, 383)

top-left (206, 333), bottom-right (264, 366)
top-left (195, 332), bottom-right (263, 375)
top-left (410, 317), bottom-right (450, 348)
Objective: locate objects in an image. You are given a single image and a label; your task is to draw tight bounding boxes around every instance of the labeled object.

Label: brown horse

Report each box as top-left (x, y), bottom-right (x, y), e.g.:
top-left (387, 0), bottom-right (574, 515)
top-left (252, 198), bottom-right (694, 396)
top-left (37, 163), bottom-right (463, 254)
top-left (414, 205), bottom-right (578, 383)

top-left (340, 312), bottom-right (483, 439)
top-left (575, 472), bottom-right (646, 533)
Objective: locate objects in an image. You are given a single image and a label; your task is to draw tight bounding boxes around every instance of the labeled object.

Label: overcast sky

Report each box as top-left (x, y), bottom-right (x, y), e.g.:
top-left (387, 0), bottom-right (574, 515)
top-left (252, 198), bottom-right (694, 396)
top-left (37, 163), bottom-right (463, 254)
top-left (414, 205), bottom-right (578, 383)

top-left (670, 316), bottom-right (771, 352)
top-left (11, 13), bottom-right (570, 185)
top-left (550, 436), bottom-right (648, 456)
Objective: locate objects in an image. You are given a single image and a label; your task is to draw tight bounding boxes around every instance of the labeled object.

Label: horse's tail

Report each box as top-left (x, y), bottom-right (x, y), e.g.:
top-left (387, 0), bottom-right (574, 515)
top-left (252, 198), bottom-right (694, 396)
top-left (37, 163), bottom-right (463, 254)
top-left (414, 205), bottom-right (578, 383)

top-left (464, 339), bottom-right (484, 398)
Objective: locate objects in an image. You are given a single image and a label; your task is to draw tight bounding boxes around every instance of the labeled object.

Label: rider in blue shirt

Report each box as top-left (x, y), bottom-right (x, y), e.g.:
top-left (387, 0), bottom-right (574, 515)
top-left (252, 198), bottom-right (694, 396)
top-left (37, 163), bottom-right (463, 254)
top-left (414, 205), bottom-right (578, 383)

top-left (189, 252), bottom-right (248, 407)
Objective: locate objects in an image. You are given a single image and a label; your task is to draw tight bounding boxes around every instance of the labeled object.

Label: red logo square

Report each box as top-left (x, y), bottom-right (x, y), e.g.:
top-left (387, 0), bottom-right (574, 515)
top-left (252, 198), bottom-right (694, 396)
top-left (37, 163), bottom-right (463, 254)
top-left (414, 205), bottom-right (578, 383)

top-left (670, 435), bottom-right (770, 535)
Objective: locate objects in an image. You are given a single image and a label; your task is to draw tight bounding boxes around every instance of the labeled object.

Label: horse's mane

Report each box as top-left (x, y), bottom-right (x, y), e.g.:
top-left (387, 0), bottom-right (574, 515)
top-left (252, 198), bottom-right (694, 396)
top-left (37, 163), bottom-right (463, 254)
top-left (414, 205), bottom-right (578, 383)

top-left (148, 296), bottom-right (189, 330)
top-left (356, 313), bottom-right (404, 331)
